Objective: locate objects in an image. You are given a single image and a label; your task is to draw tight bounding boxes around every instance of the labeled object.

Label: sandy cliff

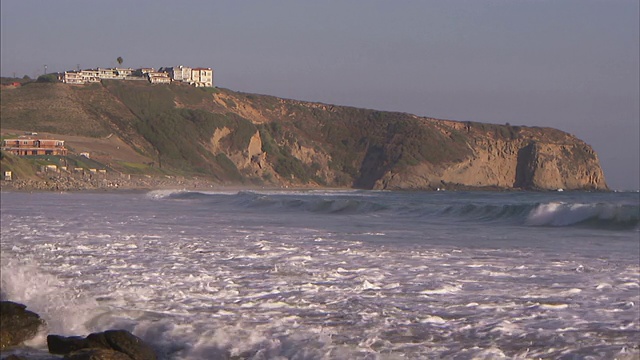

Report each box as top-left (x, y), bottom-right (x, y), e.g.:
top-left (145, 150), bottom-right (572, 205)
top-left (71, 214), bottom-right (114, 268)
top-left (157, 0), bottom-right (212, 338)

top-left (1, 81), bottom-right (608, 191)
top-left (375, 137), bottom-right (606, 191)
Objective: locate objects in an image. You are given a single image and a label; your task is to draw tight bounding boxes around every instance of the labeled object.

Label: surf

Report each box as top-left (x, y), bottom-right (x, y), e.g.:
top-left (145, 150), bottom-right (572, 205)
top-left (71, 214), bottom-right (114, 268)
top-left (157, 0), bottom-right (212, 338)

top-left (525, 202), bottom-right (640, 229)
top-left (147, 189), bottom-right (640, 230)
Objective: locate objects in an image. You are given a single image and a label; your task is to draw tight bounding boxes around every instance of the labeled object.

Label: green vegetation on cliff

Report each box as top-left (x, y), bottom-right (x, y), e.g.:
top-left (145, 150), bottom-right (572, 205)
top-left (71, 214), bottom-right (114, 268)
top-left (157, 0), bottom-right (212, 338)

top-left (0, 151), bottom-right (38, 180)
top-left (0, 80), bottom-right (608, 190)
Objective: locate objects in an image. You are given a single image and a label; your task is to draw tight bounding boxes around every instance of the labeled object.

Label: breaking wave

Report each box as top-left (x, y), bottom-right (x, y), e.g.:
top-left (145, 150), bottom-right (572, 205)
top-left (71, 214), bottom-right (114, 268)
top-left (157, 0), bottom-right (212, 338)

top-left (148, 190), bottom-right (640, 230)
top-left (149, 189), bottom-right (389, 215)
top-left (242, 194), bottom-right (389, 215)
top-left (439, 201), bottom-right (639, 229)
top-left (525, 202), bottom-right (639, 229)
top-left (438, 203), bottom-right (534, 222)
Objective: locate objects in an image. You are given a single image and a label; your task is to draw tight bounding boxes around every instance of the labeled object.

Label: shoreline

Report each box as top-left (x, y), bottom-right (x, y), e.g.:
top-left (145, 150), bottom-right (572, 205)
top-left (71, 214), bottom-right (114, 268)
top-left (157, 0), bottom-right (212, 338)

top-left (0, 175), bottom-right (334, 194)
top-left (0, 176), bottom-right (617, 194)
top-left (0, 175), bottom-right (233, 193)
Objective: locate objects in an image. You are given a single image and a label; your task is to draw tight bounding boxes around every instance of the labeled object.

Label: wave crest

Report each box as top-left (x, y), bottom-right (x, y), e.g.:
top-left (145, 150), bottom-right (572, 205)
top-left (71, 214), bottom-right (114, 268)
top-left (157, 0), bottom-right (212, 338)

top-left (526, 202), bottom-right (639, 229)
top-left (148, 190), bottom-right (639, 230)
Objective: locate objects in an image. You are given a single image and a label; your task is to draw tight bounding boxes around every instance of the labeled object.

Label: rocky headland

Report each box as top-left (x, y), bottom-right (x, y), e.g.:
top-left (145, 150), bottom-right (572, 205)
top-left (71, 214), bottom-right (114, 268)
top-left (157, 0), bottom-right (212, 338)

top-left (1, 80), bottom-right (608, 191)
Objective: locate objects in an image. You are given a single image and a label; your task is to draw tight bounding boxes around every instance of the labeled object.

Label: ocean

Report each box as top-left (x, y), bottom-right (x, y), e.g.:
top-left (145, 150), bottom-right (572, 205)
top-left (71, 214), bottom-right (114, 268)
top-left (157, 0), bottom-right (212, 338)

top-left (1, 189), bottom-right (638, 359)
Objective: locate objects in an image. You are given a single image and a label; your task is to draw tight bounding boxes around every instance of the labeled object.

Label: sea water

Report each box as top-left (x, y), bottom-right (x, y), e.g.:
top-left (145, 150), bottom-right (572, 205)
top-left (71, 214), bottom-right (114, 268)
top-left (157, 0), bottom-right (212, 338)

top-left (1, 189), bottom-right (638, 359)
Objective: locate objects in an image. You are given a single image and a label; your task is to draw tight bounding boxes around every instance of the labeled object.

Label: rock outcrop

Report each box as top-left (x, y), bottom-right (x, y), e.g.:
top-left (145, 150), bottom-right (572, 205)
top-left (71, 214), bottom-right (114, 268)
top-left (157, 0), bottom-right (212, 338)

top-left (48, 330), bottom-right (157, 360)
top-left (0, 301), bottom-right (158, 359)
top-left (0, 301), bottom-right (45, 350)
top-left (377, 139), bottom-right (606, 191)
top-left (364, 121), bottom-right (607, 191)
top-left (0, 82), bottom-right (609, 191)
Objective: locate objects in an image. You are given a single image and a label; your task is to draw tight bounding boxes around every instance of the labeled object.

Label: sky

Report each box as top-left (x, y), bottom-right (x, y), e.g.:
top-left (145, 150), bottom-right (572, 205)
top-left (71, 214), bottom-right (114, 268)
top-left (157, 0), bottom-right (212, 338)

top-left (2, 1), bottom-right (638, 190)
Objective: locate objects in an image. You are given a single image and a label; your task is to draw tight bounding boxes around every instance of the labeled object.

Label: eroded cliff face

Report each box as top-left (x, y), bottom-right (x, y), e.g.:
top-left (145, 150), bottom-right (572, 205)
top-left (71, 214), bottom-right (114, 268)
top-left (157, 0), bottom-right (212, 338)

top-left (202, 89), bottom-right (608, 191)
top-left (372, 129), bottom-right (607, 191)
top-left (0, 82), bottom-right (609, 191)
top-left (513, 142), bottom-right (606, 190)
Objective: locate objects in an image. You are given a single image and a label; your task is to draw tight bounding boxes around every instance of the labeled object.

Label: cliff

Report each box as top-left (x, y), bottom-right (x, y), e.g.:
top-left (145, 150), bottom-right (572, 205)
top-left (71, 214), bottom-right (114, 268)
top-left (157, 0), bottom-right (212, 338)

top-left (0, 80), bottom-right (607, 191)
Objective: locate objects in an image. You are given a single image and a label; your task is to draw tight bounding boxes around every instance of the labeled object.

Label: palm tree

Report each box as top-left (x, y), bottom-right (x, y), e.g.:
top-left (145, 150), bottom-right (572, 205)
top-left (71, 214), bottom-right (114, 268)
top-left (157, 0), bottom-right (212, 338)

top-left (116, 57), bottom-right (123, 66)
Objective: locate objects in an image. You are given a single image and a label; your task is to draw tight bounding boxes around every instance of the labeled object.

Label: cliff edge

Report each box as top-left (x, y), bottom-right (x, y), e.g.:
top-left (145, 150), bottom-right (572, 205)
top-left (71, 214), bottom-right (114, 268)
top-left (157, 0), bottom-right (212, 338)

top-left (0, 81), bottom-right (607, 191)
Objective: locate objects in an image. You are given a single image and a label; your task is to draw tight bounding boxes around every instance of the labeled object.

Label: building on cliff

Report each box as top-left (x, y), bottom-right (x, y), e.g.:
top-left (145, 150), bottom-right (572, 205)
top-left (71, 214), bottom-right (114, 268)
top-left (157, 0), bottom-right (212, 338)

top-left (63, 68), bottom-right (135, 84)
top-left (1, 138), bottom-right (68, 156)
top-left (190, 67), bottom-right (213, 87)
top-left (159, 66), bottom-right (191, 82)
top-left (146, 71), bottom-right (171, 84)
top-left (159, 65), bottom-right (214, 87)
top-left (62, 65), bottom-right (214, 87)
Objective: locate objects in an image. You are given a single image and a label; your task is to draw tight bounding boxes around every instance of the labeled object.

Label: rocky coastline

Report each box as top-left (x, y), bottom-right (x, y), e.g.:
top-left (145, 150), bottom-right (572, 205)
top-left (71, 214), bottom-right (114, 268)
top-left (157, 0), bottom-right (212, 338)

top-left (2, 83), bottom-right (610, 192)
top-left (0, 301), bottom-right (157, 360)
top-left (0, 174), bottom-right (219, 193)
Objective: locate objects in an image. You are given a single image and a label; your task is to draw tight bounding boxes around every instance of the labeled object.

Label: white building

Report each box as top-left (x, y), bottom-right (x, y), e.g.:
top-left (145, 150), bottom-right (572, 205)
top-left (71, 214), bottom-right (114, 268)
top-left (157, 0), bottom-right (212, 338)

top-left (191, 67), bottom-right (213, 87)
top-left (62, 65), bottom-right (213, 86)
top-left (159, 66), bottom-right (192, 82)
top-left (136, 68), bottom-right (155, 75)
top-left (63, 71), bottom-right (84, 84)
top-left (147, 72), bottom-right (171, 84)
top-left (98, 68), bottom-right (117, 79)
top-left (115, 68), bottom-right (134, 78)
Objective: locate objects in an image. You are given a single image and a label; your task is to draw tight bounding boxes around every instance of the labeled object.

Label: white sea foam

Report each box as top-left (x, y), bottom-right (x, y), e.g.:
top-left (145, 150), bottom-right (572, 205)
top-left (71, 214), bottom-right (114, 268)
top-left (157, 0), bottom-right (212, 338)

top-left (0, 258), bottom-right (101, 335)
top-left (490, 320), bottom-right (521, 335)
top-left (419, 284), bottom-right (461, 295)
top-left (358, 280), bottom-right (381, 290)
top-left (420, 315), bottom-right (447, 324)
top-left (560, 288), bottom-right (583, 296)
top-left (1, 190), bottom-right (637, 359)
top-left (146, 189), bottom-right (188, 199)
top-left (525, 202), bottom-right (587, 226)
top-left (525, 200), bottom-right (638, 227)
top-left (539, 303), bottom-right (569, 310)
top-left (596, 283), bottom-right (613, 290)
top-left (619, 282), bottom-right (639, 289)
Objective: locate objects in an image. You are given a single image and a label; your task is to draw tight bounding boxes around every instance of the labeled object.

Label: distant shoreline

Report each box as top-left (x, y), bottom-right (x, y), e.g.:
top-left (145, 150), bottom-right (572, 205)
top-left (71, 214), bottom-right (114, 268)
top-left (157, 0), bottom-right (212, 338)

top-left (0, 176), bottom-right (218, 193)
top-left (0, 175), bottom-right (329, 194)
top-left (1, 171), bottom-right (621, 194)
top-left (2, 178), bottom-right (617, 194)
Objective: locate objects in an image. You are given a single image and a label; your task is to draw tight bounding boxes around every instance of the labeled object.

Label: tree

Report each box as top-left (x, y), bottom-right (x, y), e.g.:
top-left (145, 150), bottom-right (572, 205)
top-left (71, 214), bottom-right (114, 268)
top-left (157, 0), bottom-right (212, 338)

top-left (117, 57), bottom-right (123, 66)
top-left (37, 74), bottom-right (58, 83)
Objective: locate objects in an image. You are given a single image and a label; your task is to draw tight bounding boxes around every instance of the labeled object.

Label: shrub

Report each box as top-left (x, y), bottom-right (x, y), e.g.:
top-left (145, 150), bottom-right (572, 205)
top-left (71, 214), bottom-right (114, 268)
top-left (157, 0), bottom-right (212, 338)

top-left (36, 74), bottom-right (59, 83)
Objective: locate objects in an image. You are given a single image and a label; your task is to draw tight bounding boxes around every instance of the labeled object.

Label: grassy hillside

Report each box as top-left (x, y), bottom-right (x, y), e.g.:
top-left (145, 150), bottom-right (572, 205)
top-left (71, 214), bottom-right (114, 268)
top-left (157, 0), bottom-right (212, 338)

top-left (0, 151), bottom-right (38, 180)
top-left (1, 80), bottom-right (605, 190)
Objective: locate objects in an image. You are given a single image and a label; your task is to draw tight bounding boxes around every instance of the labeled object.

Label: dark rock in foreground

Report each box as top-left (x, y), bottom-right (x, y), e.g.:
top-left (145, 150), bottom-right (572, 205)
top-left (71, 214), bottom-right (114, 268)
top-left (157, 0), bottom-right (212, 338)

top-left (0, 301), bottom-right (45, 350)
top-left (2, 354), bottom-right (30, 360)
top-left (48, 330), bottom-right (157, 360)
top-left (48, 334), bottom-right (103, 354)
top-left (64, 348), bottom-right (135, 360)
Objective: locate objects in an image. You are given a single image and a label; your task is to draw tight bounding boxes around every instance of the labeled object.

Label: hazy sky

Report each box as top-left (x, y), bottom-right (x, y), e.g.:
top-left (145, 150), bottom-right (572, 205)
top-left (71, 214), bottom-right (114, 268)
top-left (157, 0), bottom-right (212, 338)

top-left (2, 0), bottom-right (638, 190)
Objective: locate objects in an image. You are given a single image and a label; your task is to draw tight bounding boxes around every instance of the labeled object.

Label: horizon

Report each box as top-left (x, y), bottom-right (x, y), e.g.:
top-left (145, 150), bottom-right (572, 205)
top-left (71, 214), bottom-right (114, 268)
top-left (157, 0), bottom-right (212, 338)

top-left (1, 1), bottom-right (638, 190)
